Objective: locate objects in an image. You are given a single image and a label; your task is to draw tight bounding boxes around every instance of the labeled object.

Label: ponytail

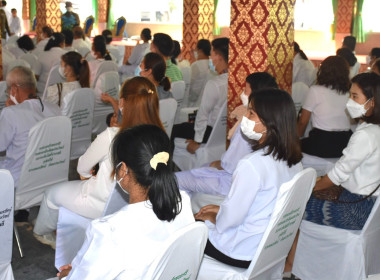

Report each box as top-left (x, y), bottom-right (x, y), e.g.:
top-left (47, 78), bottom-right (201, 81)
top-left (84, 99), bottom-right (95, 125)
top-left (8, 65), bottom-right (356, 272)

top-left (104, 50), bottom-right (112, 61)
top-left (159, 76), bottom-right (171, 91)
top-left (148, 163), bottom-right (182, 222)
top-left (79, 59), bottom-right (90, 88)
top-left (294, 42), bottom-right (308, 61)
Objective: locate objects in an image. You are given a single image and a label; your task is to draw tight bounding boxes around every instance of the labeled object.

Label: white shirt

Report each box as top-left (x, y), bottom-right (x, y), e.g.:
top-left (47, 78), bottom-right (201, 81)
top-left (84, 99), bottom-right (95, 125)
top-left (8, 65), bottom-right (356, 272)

top-left (72, 38), bottom-right (90, 52)
top-left (0, 99), bottom-right (61, 186)
top-left (9, 16), bottom-right (21, 35)
top-left (8, 45), bottom-right (26, 59)
top-left (302, 85), bottom-right (351, 131)
top-left (328, 122), bottom-right (380, 196)
top-left (188, 59), bottom-right (210, 106)
top-left (2, 48), bottom-right (15, 76)
top-left (32, 37), bottom-right (49, 57)
top-left (194, 72), bottom-right (228, 143)
top-left (350, 61), bottom-right (361, 79)
top-left (106, 44), bottom-right (121, 64)
top-left (76, 127), bottom-right (118, 210)
top-left (128, 42), bottom-right (150, 66)
top-left (36, 47), bottom-right (66, 94)
top-left (67, 192), bottom-right (195, 280)
top-left (64, 46), bottom-right (76, 52)
top-left (88, 59), bottom-right (105, 86)
top-left (292, 53), bottom-right (316, 87)
top-left (207, 149), bottom-right (303, 260)
top-left (45, 81), bottom-right (81, 107)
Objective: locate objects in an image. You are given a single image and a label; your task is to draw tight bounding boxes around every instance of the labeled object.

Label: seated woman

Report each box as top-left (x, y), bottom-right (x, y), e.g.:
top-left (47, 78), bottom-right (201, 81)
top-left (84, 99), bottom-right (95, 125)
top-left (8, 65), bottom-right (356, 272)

top-left (140, 52), bottom-right (173, 100)
top-left (44, 51), bottom-right (90, 107)
top-left (57, 124), bottom-right (195, 279)
top-left (36, 32), bottom-right (66, 94)
top-left (33, 77), bottom-right (165, 248)
top-left (119, 28), bottom-right (151, 79)
top-left (297, 56), bottom-right (352, 158)
top-left (9, 35), bottom-right (35, 58)
top-left (371, 58), bottom-right (380, 76)
top-left (336, 47), bottom-right (359, 79)
top-left (292, 42), bottom-right (316, 87)
top-left (176, 72), bottom-right (278, 197)
top-left (284, 72), bottom-right (380, 274)
top-left (87, 35), bottom-right (113, 86)
top-left (195, 88), bottom-right (303, 268)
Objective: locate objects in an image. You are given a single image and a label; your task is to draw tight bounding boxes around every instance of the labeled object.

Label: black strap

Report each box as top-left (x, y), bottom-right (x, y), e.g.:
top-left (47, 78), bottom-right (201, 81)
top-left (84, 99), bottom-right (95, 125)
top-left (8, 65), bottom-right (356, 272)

top-left (28, 94), bottom-right (44, 112)
top-left (57, 83), bottom-right (63, 107)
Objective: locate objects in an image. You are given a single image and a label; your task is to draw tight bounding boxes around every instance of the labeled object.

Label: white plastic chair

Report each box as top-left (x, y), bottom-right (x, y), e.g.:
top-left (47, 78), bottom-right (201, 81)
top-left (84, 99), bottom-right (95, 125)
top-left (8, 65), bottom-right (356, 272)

top-left (301, 153), bottom-right (338, 177)
top-left (197, 168), bottom-right (317, 280)
top-left (0, 169), bottom-right (15, 280)
top-left (291, 82), bottom-right (309, 116)
top-left (15, 116), bottom-right (72, 210)
top-left (92, 71), bottom-right (120, 134)
top-left (42, 65), bottom-right (65, 100)
top-left (76, 46), bottom-right (91, 57)
top-left (179, 66), bottom-right (191, 107)
top-left (144, 222), bottom-right (208, 280)
top-left (293, 194), bottom-right (380, 280)
top-left (0, 81), bottom-right (7, 116)
top-left (6, 59), bottom-right (31, 76)
top-left (171, 80), bottom-right (186, 124)
top-left (61, 88), bottom-right (95, 160)
top-left (173, 101), bottom-right (227, 171)
top-left (6, 35), bottom-right (19, 46)
top-left (55, 184), bottom-right (129, 269)
top-left (91, 61), bottom-right (119, 88)
top-left (20, 52), bottom-right (42, 77)
top-left (159, 98), bottom-right (177, 137)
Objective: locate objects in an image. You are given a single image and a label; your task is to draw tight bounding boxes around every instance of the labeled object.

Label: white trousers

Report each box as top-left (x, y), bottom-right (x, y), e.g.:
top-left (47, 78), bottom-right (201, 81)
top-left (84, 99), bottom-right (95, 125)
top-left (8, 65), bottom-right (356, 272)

top-left (175, 167), bottom-right (232, 197)
top-left (33, 180), bottom-right (104, 235)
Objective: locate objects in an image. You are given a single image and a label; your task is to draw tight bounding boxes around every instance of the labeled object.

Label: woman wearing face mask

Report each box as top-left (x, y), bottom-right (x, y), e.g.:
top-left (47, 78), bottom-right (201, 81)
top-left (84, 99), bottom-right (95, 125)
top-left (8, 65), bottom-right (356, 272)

top-left (56, 124), bottom-right (194, 279)
top-left (36, 32), bottom-right (67, 94)
top-left (140, 52), bottom-right (173, 100)
top-left (43, 51), bottom-right (90, 107)
top-left (284, 72), bottom-right (380, 275)
top-left (33, 77), bottom-right (164, 248)
top-left (176, 72), bottom-right (278, 197)
top-left (195, 88), bottom-right (303, 269)
top-left (297, 56), bottom-right (352, 158)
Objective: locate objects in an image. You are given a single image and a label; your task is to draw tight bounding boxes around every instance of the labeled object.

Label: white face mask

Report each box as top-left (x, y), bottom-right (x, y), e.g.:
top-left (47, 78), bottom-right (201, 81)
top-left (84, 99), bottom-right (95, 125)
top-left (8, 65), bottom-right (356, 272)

top-left (67, 7), bottom-right (73, 12)
top-left (346, 98), bottom-right (372, 119)
top-left (194, 50), bottom-right (198, 60)
top-left (240, 91), bottom-right (249, 107)
top-left (58, 66), bottom-right (66, 78)
top-left (9, 93), bottom-right (19, 105)
top-left (240, 116), bottom-right (266, 140)
top-left (115, 162), bottom-right (129, 194)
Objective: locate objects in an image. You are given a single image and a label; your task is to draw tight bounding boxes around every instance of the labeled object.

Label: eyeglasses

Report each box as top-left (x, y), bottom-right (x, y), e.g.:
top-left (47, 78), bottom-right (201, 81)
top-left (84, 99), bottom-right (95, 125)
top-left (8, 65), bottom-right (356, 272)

top-left (6, 83), bottom-right (23, 94)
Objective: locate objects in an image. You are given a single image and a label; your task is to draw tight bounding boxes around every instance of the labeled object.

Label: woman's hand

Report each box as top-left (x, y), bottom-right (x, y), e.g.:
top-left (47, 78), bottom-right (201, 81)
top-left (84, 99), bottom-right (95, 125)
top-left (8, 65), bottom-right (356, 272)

top-left (57, 264), bottom-right (72, 279)
top-left (100, 93), bottom-right (113, 103)
top-left (194, 205), bottom-right (220, 224)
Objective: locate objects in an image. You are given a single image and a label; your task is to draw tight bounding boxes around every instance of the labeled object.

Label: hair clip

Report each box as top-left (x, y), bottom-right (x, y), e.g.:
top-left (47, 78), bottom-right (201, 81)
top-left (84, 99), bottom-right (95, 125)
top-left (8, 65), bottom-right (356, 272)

top-left (150, 152), bottom-right (169, 170)
top-left (148, 89), bottom-right (154, 95)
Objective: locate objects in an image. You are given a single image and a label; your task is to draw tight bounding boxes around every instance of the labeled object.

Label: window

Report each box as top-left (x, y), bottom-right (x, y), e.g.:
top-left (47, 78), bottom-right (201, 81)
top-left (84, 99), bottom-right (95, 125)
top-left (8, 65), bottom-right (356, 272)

top-left (362, 0), bottom-right (380, 32)
top-left (294, 0), bottom-right (333, 31)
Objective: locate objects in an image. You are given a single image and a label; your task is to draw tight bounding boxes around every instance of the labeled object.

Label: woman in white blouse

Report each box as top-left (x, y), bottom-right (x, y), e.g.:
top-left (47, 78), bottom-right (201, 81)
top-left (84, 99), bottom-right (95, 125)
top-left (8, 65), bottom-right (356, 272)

top-left (195, 88), bottom-right (303, 268)
top-left (87, 35), bottom-right (113, 86)
top-left (44, 51), bottom-right (90, 107)
top-left (33, 77), bottom-right (165, 248)
top-left (36, 32), bottom-right (66, 94)
top-left (57, 124), bottom-right (195, 279)
top-left (297, 56), bottom-right (352, 158)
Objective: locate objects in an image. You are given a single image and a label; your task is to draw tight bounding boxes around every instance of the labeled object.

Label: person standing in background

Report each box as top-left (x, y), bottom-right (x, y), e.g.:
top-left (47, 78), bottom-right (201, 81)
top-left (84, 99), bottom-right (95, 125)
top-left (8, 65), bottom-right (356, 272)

top-left (10, 8), bottom-right (21, 36)
top-left (61, 1), bottom-right (80, 31)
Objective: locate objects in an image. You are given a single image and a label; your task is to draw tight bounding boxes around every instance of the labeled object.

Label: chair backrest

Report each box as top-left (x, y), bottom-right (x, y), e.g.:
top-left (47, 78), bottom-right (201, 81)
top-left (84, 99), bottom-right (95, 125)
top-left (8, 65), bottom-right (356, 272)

top-left (245, 168), bottom-right (316, 279)
top-left (179, 66), bottom-right (191, 107)
top-left (76, 46), bottom-right (91, 57)
top-left (203, 100), bottom-right (227, 149)
top-left (0, 170), bottom-right (14, 269)
top-left (92, 61), bottom-right (119, 88)
top-left (144, 222), bottom-right (208, 280)
top-left (42, 65), bottom-right (65, 100)
top-left (83, 16), bottom-right (95, 37)
top-left (0, 81), bottom-right (7, 115)
top-left (20, 52), bottom-right (41, 75)
top-left (7, 35), bottom-right (19, 47)
top-left (15, 116), bottom-right (72, 210)
top-left (113, 16), bottom-right (126, 38)
top-left (171, 81), bottom-right (186, 123)
top-left (159, 98), bottom-right (177, 137)
top-left (291, 82), bottom-right (309, 115)
top-left (7, 59), bottom-right (31, 76)
top-left (61, 88), bottom-right (95, 160)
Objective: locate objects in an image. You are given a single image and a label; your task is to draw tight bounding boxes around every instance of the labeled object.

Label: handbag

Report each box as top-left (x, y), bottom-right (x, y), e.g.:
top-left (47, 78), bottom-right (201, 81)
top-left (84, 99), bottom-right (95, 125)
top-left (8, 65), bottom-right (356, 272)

top-left (313, 183), bottom-right (380, 204)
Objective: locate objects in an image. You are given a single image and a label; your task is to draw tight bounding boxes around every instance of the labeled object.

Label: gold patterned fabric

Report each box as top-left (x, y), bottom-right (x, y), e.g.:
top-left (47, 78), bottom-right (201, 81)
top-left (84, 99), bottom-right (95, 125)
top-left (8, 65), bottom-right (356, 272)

top-left (36, 0), bottom-right (62, 34)
top-left (98, 0), bottom-right (108, 23)
top-left (182, 0), bottom-right (214, 61)
top-left (228, 0), bottom-right (295, 129)
top-left (22, 0), bottom-right (30, 20)
top-left (337, 0), bottom-right (353, 33)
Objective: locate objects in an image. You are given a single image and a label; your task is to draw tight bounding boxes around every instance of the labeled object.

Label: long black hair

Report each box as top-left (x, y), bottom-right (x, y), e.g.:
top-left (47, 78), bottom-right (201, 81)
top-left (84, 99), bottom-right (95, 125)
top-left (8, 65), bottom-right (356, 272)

top-left (143, 52), bottom-right (171, 91)
top-left (249, 89), bottom-right (302, 167)
top-left (93, 35), bottom-right (112, 60)
top-left (111, 124), bottom-right (182, 222)
top-left (294, 42), bottom-right (308, 60)
top-left (44, 32), bottom-right (65, 51)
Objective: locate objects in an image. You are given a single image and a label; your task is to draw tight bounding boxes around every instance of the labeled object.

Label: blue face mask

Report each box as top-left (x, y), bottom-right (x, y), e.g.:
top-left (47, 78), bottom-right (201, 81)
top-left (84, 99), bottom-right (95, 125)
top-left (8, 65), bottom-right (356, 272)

top-left (209, 59), bottom-right (216, 73)
top-left (135, 66), bottom-right (141, 77)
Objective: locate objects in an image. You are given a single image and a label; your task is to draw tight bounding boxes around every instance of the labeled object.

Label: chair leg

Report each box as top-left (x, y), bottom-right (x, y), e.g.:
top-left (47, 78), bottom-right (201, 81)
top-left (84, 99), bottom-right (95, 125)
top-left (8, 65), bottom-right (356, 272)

top-left (13, 224), bottom-right (24, 258)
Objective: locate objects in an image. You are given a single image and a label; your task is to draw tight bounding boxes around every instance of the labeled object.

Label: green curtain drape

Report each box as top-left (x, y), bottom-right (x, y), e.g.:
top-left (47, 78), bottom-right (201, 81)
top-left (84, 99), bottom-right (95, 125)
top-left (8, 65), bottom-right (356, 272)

top-left (107, 0), bottom-right (114, 29)
top-left (91, 0), bottom-right (98, 24)
top-left (213, 0), bottom-right (220, 35)
top-left (30, 0), bottom-right (36, 20)
top-left (352, 0), bottom-right (365, 43)
top-left (331, 0), bottom-right (338, 40)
